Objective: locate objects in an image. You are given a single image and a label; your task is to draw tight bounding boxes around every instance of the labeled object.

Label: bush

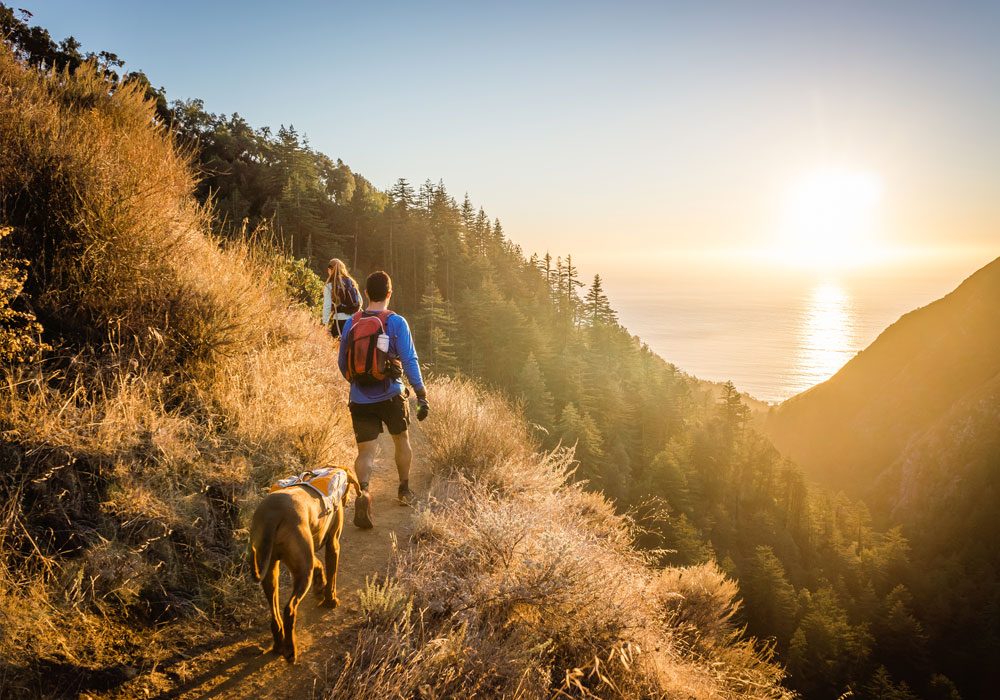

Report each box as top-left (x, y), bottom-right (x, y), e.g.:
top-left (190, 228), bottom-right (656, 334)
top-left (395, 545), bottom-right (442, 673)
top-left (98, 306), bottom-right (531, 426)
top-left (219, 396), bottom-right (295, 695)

top-left (278, 254), bottom-right (324, 315)
top-left (0, 226), bottom-right (46, 362)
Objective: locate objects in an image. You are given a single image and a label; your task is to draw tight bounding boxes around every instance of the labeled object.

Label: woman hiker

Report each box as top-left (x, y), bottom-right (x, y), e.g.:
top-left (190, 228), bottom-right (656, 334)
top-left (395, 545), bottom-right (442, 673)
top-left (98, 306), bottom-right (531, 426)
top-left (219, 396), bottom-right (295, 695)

top-left (323, 258), bottom-right (362, 340)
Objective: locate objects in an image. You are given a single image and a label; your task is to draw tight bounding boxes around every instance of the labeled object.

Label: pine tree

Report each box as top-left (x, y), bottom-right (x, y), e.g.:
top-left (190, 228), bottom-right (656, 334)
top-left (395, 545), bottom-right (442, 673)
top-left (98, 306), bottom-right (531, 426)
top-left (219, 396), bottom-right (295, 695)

top-left (648, 445), bottom-right (692, 513)
top-left (491, 217), bottom-right (504, 252)
top-left (561, 254), bottom-right (585, 324)
top-left (558, 403), bottom-right (604, 471)
top-left (740, 546), bottom-right (799, 647)
top-left (861, 667), bottom-right (920, 700)
top-left (583, 273), bottom-right (617, 326)
top-left (519, 352), bottom-right (555, 426)
top-left (719, 380), bottom-right (751, 444)
top-left (473, 207), bottom-right (489, 257)
top-left (416, 283), bottom-right (457, 374)
top-left (419, 178), bottom-right (435, 211)
top-left (390, 178), bottom-right (416, 218)
top-left (460, 193), bottom-right (476, 233)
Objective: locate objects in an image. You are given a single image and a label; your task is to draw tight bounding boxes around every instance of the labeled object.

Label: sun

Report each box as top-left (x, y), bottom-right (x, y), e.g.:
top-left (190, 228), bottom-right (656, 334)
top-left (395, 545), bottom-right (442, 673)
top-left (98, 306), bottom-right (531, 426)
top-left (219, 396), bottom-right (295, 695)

top-left (776, 167), bottom-right (884, 269)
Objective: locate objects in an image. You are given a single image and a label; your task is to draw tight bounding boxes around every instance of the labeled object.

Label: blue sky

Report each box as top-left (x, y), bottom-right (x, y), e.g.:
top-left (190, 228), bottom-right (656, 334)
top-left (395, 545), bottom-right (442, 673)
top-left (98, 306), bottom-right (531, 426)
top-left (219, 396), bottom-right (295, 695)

top-left (30, 1), bottom-right (1000, 283)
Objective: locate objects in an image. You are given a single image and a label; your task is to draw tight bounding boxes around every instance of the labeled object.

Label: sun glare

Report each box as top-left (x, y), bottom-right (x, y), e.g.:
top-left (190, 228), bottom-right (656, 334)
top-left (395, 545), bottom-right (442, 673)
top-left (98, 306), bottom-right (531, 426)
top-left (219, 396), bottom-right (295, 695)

top-left (776, 168), bottom-right (884, 269)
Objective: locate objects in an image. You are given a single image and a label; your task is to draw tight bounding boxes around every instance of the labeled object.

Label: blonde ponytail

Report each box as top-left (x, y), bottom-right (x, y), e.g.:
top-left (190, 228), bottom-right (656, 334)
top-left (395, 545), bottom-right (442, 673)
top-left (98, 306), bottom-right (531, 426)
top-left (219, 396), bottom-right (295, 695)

top-left (326, 258), bottom-right (358, 306)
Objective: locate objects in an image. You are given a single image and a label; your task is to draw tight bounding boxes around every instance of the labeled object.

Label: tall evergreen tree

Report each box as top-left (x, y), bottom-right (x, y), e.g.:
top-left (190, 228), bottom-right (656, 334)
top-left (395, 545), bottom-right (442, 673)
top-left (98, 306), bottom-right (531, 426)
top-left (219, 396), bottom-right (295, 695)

top-left (519, 352), bottom-right (555, 426)
top-left (416, 283), bottom-right (457, 373)
top-left (584, 273), bottom-right (617, 326)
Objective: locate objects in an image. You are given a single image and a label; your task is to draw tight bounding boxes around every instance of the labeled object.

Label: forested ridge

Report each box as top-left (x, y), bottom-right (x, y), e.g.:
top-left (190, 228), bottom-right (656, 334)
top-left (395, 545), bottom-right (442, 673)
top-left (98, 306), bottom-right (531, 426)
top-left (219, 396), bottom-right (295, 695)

top-left (767, 256), bottom-right (1000, 698)
top-left (0, 7), bottom-right (986, 699)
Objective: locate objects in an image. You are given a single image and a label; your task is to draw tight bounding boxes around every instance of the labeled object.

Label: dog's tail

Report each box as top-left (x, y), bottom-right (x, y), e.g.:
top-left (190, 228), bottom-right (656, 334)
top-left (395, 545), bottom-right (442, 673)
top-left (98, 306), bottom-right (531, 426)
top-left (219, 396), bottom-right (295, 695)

top-left (250, 516), bottom-right (280, 582)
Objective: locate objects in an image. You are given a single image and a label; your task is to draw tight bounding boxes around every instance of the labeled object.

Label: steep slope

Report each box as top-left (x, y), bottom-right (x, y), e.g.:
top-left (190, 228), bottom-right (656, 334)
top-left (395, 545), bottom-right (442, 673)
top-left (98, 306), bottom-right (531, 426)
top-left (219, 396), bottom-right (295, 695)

top-left (765, 256), bottom-right (1000, 696)
top-left (869, 376), bottom-right (1000, 692)
top-left (765, 255), bottom-right (1000, 496)
top-left (0, 41), bottom-right (358, 697)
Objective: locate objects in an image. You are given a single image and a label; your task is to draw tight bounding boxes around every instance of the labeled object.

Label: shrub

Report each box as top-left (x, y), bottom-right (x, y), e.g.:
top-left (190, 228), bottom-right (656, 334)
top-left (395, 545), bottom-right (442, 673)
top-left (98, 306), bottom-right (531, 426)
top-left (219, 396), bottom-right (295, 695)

top-left (655, 563), bottom-right (741, 653)
top-left (0, 226), bottom-right (47, 362)
top-left (278, 254), bottom-right (324, 314)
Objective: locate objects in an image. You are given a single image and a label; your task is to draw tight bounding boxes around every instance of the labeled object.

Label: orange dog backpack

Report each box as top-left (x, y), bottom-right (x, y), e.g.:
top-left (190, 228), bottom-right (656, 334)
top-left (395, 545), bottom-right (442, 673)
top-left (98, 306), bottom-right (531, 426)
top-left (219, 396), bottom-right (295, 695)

top-left (345, 310), bottom-right (396, 386)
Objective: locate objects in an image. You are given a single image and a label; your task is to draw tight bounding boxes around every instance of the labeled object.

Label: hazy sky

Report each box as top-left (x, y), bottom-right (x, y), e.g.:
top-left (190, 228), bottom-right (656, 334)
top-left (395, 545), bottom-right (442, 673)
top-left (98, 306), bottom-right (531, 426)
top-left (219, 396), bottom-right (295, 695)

top-left (31, 0), bottom-right (999, 285)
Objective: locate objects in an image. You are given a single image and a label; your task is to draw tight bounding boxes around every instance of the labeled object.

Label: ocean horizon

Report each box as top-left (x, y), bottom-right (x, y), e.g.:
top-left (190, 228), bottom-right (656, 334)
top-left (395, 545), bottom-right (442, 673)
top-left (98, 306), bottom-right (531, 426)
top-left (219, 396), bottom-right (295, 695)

top-left (603, 254), bottom-right (989, 404)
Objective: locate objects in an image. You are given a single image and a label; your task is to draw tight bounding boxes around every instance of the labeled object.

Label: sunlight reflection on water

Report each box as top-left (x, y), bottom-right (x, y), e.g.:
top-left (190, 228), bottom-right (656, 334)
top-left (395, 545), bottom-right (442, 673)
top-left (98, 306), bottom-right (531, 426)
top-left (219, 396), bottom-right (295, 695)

top-left (792, 282), bottom-right (862, 394)
top-left (609, 260), bottom-right (976, 403)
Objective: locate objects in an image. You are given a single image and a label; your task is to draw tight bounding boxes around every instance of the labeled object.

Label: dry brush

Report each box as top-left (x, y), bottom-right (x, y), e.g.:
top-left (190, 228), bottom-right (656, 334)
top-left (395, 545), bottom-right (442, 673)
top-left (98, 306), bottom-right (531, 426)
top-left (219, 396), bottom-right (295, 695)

top-left (328, 377), bottom-right (793, 700)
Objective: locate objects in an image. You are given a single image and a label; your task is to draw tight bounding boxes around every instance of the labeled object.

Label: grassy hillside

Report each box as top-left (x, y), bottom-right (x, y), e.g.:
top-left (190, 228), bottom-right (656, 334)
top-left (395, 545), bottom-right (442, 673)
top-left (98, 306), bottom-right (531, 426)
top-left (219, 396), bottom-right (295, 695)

top-left (0, 39), bottom-right (790, 700)
top-left (0, 43), bottom-right (357, 697)
top-left (328, 378), bottom-right (791, 700)
top-left (765, 256), bottom-right (1000, 496)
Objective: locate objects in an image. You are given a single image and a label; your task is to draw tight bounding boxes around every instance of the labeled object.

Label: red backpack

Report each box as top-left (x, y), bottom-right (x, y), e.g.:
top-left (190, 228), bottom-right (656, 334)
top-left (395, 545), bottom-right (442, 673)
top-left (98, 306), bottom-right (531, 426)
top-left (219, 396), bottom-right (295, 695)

top-left (345, 310), bottom-right (397, 386)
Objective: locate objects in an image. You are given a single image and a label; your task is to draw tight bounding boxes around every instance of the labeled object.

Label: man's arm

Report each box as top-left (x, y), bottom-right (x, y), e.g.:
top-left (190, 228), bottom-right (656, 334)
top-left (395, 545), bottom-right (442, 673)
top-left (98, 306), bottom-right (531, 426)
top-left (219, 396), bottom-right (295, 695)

top-left (392, 316), bottom-right (424, 392)
top-left (337, 316), bottom-right (352, 380)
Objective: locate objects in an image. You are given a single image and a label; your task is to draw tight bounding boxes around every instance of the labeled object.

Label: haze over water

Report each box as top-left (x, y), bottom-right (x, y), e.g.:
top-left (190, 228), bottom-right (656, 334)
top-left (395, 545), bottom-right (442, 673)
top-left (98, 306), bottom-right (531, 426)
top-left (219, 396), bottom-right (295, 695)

top-left (605, 255), bottom-right (985, 404)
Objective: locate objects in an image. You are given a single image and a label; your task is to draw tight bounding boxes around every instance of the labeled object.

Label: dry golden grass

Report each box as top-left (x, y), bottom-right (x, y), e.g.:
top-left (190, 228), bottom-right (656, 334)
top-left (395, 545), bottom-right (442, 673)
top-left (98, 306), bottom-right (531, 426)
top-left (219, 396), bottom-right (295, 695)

top-left (0, 44), bottom-right (354, 696)
top-left (328, 378), bottom-right (794, 700)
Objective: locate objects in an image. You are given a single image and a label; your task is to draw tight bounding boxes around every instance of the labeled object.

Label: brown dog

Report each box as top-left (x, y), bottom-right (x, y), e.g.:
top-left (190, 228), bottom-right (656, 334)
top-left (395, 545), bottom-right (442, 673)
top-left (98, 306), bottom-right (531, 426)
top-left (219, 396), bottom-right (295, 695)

top-left (249, 467), bottom-right (360, 663)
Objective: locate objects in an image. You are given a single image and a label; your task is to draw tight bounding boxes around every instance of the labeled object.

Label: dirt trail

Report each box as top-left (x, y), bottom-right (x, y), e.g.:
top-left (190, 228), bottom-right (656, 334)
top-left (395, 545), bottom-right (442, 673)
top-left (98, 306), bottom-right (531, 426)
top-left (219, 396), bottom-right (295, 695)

top-left (101, 438), bottom-right (426, 700)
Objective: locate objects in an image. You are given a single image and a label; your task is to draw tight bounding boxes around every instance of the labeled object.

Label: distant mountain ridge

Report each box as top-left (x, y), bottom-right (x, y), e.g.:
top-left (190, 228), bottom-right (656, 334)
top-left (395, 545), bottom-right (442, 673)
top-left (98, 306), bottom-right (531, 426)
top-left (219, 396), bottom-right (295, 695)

top-left (765, 255), bottom-right (1000, 693)
top-left (765, 254), bottom-right (1000, 500)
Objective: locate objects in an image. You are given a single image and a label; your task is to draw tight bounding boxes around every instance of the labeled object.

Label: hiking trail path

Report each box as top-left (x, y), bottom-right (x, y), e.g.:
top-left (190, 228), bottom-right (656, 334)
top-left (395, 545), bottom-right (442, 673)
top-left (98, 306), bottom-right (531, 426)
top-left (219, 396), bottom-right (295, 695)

top-left (95, 434), bottom-right (426, 700)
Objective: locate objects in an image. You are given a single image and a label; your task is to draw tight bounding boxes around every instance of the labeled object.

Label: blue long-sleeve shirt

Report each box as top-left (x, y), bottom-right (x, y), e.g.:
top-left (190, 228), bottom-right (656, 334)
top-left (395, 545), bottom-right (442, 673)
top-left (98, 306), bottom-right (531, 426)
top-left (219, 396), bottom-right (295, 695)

top-left (338, 311), bottom-right (425, 403)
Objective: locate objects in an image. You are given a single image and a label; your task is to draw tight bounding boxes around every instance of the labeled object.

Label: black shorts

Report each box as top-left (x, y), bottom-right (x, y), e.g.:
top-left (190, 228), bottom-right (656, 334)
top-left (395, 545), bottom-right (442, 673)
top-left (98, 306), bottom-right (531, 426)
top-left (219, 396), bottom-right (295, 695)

top-left (349, 394), bottom-right (409, 443)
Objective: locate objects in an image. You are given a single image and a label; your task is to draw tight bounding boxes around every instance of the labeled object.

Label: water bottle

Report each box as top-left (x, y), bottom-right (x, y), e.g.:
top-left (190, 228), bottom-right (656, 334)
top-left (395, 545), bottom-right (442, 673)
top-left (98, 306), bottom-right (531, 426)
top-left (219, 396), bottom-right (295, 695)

top-left (376, 333), bottom-right (390, 353)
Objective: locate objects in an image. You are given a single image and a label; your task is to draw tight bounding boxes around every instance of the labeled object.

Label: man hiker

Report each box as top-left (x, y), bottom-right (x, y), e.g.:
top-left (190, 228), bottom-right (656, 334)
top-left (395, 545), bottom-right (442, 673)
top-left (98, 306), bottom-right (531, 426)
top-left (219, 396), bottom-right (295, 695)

top-left (338, 270), bottom-right (429, 529)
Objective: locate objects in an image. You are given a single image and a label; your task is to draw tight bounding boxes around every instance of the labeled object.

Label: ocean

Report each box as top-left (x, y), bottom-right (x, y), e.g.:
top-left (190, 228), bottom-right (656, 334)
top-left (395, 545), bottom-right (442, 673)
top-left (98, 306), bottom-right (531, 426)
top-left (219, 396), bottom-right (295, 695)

top-left (604, 256), bottom-right (986, 404)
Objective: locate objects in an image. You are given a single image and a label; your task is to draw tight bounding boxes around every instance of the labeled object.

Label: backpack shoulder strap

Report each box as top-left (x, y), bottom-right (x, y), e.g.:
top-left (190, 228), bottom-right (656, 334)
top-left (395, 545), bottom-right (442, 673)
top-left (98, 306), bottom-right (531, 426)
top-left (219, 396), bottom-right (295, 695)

top-left (376, 310), bottom-right (395, 333)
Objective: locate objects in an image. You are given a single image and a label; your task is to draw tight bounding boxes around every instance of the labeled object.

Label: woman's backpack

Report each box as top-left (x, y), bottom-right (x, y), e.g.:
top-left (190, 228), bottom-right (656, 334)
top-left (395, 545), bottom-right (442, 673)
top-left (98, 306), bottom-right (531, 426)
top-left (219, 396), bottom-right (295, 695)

top-left (336, 279), bottom-right (362, 315)
top-left (345, 310), bottom-right (398, 386)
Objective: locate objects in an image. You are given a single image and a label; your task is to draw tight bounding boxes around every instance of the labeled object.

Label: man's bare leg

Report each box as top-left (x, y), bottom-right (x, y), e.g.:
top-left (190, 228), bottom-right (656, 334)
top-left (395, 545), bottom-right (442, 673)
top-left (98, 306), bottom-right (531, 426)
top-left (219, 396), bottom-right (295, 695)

top-left (353, 440), bottom-right (377, 528)
top-left (390, 431), bottom-right (415, 505)
top-left (389, 430), bottom-right (412, 482)
top-left (354, 439), bottom-right (378, 489)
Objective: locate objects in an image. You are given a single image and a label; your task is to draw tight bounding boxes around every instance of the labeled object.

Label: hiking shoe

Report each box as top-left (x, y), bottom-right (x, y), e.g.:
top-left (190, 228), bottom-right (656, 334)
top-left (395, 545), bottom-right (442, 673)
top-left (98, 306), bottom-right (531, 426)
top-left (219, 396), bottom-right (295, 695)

top-left (353, 490), bottom-right (373, 529)
top-left (397, 486), bottom-right (417, 507)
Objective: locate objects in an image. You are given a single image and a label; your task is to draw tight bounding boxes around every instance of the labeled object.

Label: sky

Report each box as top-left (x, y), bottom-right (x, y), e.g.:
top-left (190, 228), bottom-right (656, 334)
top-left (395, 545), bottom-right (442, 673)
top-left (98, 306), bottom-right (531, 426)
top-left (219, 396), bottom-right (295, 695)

top-left (29, 0), bottom-right (1000, 289)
